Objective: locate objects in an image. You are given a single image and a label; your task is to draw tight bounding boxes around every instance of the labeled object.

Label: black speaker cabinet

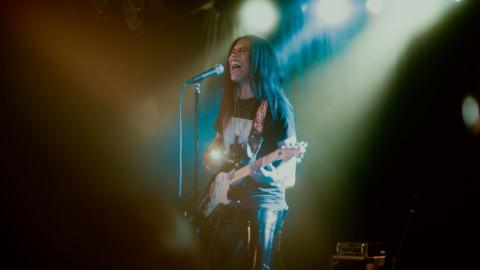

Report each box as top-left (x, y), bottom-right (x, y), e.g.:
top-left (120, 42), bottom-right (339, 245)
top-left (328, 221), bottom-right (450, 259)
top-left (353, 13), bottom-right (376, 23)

top-left (330, 255), bottom-right (386, 270)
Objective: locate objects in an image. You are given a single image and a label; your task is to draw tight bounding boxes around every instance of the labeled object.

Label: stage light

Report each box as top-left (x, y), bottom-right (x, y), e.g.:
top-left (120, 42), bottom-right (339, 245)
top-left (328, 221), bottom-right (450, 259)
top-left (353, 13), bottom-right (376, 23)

top-left (285, 0), bottom-right (455, 197)
top-left (301, 3), bottom-right (309, 13)
top-left (208, 149), bottom-right (223, 161)
top-left (314, 0), bottom-right (353, 26)
top-left (366, 0), bottom-right (385, 15)
top-left (239, 0), bottom-right (279, 35)
top-left (462, 95), bottom-right (480, 130)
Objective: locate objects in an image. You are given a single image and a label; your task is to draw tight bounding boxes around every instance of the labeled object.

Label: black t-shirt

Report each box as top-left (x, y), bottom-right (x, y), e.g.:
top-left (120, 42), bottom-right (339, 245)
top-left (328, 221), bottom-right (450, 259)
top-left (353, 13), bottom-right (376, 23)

top-left (214, 95), bottom-right (295, 210)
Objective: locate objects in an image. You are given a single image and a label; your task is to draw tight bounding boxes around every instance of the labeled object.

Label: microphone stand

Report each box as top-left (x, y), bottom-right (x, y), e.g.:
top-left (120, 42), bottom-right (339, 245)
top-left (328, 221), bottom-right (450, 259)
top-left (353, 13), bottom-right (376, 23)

top-left (182, 66), bottom-right (223, 207)
top-left (193, 82), bottom-right (200, 222)
top-left (178, 82), bottom-right (201, 206)
top-left (391, 194), bottom-right (417, 270)
top-left (180, 72), bottom-right (220, 241)
top-left (178, 81), bottom-right (202, 242)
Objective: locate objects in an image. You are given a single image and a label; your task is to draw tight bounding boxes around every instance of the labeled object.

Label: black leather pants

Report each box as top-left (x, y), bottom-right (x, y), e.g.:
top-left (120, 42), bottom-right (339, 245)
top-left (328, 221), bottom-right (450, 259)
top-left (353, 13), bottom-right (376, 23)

top-left (251, 207), bottom-right (287, 270)
top-left (206, 204), bottom-right (286, 270)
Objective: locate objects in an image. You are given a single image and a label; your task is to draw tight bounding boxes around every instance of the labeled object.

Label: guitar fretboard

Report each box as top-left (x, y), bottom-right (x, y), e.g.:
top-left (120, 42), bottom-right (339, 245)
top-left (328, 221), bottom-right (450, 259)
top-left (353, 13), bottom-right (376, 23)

top-left (227, 149), bottom-right (282, 184)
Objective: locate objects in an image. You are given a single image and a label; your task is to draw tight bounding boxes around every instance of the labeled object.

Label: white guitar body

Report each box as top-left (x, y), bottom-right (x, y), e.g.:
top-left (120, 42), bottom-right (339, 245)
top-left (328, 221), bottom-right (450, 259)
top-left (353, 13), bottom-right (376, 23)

top-left (200, 141), bottom-right (308, 218)
top-left (203, 171), bottom-right (232, 217)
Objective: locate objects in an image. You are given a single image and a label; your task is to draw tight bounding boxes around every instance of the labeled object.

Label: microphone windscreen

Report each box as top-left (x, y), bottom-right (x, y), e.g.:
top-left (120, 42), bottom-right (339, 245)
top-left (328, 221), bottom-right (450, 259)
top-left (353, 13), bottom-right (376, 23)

top-left (215, 64), bottom-right (224, 75)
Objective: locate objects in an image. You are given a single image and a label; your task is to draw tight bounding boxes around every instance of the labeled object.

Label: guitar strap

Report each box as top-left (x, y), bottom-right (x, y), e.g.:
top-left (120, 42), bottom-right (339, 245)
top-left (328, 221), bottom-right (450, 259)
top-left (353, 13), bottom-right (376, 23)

top-left (252, 100), bottom-right (268, 134)
top-left (248, 100), bottom-right (268, 158)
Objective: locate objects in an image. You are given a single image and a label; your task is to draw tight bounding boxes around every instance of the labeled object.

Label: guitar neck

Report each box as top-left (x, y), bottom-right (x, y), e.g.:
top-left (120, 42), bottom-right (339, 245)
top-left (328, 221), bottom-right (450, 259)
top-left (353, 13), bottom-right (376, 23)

top-left (228, 150), bottom-right (280, 185)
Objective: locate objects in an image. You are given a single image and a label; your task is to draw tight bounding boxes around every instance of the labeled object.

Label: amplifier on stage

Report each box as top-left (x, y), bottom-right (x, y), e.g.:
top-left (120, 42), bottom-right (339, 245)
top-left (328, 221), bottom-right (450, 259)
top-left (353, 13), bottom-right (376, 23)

top-left (336, 242), bottom-right (385, 257)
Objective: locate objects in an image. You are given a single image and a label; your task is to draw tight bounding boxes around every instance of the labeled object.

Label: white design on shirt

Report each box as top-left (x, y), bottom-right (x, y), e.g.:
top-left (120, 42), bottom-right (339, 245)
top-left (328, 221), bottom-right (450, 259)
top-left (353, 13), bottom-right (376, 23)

top-left (223, 116), bottom-right (253, 154)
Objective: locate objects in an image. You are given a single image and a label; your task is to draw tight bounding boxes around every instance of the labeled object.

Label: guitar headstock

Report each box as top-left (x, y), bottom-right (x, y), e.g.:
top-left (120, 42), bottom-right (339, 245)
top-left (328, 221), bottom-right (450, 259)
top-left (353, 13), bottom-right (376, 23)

top-left (278, 141), bottom-right (308, 163)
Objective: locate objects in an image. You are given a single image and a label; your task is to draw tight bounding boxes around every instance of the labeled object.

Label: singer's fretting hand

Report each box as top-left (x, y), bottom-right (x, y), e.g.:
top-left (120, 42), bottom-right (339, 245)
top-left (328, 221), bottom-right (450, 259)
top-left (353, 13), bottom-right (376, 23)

top-left (252, 164), bottom-right (280, 184)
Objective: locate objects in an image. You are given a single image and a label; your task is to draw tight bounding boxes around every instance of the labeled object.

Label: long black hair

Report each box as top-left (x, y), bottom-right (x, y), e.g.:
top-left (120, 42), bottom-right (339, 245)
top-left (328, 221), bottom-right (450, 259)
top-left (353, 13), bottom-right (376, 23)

top-left (221, 35), bottom-right (293, 121)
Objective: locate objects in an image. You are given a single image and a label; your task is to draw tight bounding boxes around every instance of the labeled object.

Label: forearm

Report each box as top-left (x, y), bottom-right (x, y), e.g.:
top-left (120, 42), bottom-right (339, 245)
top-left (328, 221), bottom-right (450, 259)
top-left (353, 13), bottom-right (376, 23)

top-left (276, 135), bottom-right (297, 183)
top-left (252, 136), bottom-right (297, 187)
top-left (275, 157), bottom-right (296, 188)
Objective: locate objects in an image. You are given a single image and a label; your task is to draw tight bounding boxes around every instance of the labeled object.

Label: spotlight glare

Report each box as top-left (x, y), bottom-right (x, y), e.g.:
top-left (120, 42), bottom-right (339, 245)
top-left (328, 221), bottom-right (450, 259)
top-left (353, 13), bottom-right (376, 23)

top-left (301, 3), bottom-right (308, 13)
top-left (366, 0), bottom-right (385, 15)
top-left (208, 149), bottom-right (222, 161)
top-left (462, 95), bottom-right (480, 129)
top-left (314, 0), bottom-right (353, 26)
top-left (239, 0), bottom-right (279, 35)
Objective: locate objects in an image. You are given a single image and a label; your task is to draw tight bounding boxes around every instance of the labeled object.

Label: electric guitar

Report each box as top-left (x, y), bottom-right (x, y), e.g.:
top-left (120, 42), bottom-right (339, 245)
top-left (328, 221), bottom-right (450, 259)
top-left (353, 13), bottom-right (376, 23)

top-left (202, 141), bottom-right (307, 218)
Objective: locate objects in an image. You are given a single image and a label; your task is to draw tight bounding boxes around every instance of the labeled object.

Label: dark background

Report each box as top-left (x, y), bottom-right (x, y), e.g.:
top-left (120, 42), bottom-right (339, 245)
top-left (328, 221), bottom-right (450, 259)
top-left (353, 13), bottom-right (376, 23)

top-left (2, 1), bottom-right (479, 269)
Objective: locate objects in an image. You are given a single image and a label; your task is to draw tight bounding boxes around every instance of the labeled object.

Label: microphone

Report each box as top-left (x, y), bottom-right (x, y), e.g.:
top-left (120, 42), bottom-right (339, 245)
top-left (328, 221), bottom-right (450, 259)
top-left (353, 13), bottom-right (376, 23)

top-left (185, 64), bottom-right (224, 84)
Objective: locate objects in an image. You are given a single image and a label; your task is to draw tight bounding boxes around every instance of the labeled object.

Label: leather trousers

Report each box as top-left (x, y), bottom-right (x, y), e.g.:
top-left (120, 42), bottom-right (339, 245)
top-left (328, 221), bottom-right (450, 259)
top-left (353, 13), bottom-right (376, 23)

top-left (206, 204), bottom-right (286, 270)
top-left (251, 207), bottom-right (287, 270)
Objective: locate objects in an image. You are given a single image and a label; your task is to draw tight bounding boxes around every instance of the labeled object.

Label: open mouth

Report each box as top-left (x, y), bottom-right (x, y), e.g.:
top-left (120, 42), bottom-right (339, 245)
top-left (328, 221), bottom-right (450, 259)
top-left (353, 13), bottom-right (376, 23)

top-left (230, 61), bottom-right (242, 72)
